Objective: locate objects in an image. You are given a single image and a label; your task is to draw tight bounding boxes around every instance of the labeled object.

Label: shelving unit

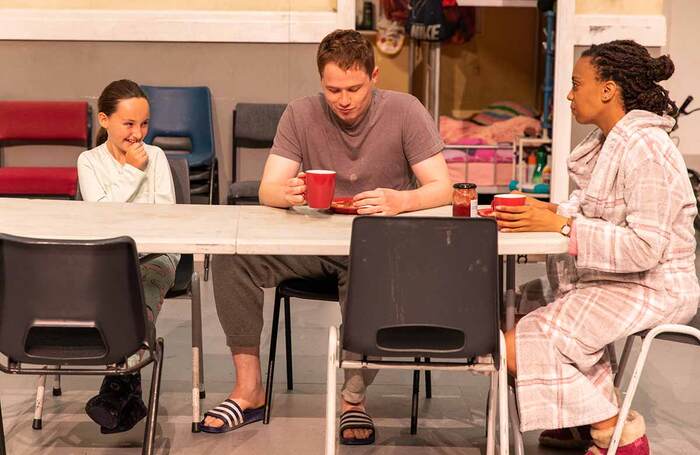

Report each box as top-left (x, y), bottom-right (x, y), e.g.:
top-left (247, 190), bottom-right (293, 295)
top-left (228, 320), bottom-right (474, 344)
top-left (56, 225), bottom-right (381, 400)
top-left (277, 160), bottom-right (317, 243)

top-left (408, 2), bottom-right (668, 204)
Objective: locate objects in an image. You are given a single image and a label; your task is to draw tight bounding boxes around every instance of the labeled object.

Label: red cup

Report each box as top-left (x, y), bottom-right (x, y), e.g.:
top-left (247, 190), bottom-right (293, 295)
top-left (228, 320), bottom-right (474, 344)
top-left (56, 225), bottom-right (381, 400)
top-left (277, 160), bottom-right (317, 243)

top-left (304, 170), bottom-right (336, 209)
top-left (492, 193), bottom-right (526, 209)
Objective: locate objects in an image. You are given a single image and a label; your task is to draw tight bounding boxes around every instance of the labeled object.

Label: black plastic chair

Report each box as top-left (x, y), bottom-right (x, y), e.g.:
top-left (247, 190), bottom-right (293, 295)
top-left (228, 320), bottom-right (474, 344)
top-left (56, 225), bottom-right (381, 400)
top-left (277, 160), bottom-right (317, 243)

top-left (263, 277), bottom-right (340, 424)
top-left (0, 233), bottom-right (165, 455)
top-left (324, 217), bottom-right (509, 454)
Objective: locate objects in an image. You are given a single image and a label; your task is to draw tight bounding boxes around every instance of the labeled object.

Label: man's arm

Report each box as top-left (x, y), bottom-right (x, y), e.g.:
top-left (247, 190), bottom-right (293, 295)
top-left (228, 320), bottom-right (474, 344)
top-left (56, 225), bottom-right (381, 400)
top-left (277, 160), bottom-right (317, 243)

top-left (258, 154), bottom-right (304, 208)
top-left (353, 153), bottom-right (452, 215)
top-left (402, 153), bottom-right (453, 212)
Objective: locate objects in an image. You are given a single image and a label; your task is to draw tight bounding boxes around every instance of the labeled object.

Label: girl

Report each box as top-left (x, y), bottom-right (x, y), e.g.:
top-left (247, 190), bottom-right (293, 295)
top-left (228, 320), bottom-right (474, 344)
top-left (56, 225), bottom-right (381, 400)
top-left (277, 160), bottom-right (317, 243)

top-left (495, 40), bottom-right (699, 455)
top-left (77, 79), bottom-right (179, 433)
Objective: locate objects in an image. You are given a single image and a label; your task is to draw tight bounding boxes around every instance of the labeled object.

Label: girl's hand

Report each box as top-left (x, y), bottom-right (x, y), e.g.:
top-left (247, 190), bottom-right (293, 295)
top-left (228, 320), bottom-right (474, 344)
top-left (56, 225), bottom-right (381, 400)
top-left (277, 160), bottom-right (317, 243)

top-left (125, 141), bottom-right (148, 171)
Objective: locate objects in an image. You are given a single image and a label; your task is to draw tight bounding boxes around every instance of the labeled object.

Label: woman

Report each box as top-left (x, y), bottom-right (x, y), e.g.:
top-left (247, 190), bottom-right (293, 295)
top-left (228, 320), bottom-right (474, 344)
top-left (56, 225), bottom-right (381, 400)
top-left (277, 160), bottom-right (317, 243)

top-left (77, 79), bottom-right (179, 433)
top-left (495, 40), bottom-right (699, 454)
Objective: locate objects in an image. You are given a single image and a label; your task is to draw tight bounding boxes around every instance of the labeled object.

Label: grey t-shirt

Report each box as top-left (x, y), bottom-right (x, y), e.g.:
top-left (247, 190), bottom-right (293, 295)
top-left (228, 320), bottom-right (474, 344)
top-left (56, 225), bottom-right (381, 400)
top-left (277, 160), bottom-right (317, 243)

top-left (269, 89), bottom-right (444, 197)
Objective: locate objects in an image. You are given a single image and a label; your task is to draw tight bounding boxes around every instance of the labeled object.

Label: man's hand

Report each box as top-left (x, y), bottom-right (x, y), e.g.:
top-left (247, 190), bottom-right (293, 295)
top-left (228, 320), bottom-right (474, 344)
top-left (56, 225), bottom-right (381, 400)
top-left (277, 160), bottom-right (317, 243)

top-left (353, 188), bottom-right (408, 216)
top-left (494, 204), bottom-right (568, 233)
top-left (124, 141), bottom-right (148, 171)
top-left (283, 172), bottom-right (306, 206)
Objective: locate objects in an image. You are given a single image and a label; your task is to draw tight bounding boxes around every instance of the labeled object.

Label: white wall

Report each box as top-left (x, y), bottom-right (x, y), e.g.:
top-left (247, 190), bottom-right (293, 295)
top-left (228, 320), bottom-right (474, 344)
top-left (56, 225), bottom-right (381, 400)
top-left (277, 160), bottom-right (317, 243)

top-left (664, 0), bottom-right (700, 160)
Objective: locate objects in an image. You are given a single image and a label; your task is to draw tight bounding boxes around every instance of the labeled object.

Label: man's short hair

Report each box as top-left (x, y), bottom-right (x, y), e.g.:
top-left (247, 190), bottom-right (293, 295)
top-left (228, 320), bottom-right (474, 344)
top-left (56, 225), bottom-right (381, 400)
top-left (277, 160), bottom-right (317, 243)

top-left (316, 29), bottom-right (375, 77)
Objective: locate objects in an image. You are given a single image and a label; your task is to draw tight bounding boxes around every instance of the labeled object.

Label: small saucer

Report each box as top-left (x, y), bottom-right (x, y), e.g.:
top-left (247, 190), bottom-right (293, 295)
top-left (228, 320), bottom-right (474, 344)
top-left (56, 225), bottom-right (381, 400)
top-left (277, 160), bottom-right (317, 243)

top-left (330, 197), bottom-right (358, 215)
top-left (477, 208), bottom-right (495, 218)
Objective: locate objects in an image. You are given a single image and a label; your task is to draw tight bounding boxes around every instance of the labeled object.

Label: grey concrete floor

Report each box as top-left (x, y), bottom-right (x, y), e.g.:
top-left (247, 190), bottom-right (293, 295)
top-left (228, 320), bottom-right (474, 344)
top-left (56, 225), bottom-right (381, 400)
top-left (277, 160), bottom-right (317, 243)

top-left (1, 263), bottom-right (699, 454)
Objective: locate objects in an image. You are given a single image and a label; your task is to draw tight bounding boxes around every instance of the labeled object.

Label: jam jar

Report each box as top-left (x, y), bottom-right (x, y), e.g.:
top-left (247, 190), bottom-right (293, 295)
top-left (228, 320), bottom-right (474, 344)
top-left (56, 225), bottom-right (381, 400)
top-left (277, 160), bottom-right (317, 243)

top-left (452, 182), bottom-right (477, 217)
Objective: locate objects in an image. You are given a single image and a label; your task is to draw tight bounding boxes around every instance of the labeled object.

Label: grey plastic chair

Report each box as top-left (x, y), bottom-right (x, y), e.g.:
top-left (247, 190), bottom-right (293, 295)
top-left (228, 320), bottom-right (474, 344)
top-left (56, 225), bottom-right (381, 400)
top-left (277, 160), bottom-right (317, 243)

top-left (229, 103), bottom-right (286, 205)
top-left (324, 216), bottom-right (509, 454)
top-left (227, 103), bottom-right (347, 423)
top-left (0, 233), bottom-right (165, 455)
top-left (165, 156), bottom-right (207, 431)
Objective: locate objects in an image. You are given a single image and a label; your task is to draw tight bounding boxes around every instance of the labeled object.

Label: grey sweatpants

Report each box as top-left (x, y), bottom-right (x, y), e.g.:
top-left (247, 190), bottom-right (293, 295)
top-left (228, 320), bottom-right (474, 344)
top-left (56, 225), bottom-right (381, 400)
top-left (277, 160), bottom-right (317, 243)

top-left (212, 254), bottom-right (377, 404)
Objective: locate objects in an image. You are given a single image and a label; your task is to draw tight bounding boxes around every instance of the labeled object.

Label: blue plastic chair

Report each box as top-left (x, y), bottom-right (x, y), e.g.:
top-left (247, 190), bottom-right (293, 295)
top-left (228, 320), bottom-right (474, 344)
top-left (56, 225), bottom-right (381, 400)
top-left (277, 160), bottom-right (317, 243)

top-left (141, 86), bottom-right (218, 205)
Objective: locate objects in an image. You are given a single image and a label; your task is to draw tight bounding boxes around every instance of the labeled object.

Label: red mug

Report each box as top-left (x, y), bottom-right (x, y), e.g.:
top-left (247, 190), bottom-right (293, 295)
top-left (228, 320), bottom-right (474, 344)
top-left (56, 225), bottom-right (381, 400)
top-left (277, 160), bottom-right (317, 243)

top-left (304, 170), bottom-right (336, 209)
top-left (492, 193), bottom-right (526, 209)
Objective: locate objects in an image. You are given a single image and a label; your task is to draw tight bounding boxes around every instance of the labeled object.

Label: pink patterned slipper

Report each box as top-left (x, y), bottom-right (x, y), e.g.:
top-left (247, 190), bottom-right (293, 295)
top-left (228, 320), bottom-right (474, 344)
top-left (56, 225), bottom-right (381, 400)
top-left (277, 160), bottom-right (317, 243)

top-left (585, 411), bottom-right (649, 455)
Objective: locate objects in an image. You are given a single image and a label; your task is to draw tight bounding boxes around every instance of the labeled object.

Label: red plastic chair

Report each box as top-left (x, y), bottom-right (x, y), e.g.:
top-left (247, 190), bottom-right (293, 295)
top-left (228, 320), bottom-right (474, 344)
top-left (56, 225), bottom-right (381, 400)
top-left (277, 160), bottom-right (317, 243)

top-left (0, 101), bottom-right (92, 198)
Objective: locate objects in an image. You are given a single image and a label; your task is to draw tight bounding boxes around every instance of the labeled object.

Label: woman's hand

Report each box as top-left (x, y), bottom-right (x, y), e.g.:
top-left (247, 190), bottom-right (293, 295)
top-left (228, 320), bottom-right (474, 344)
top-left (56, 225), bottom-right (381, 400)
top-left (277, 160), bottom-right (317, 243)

top-left (510, 190), bottom-right (557, 212)
top-left (494, 204), bottom-right (569, 233)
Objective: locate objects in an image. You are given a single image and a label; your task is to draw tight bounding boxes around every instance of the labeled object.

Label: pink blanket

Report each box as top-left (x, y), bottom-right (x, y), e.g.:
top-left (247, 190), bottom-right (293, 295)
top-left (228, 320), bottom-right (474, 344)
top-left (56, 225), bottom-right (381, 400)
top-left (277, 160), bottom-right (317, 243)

top-left (440, 115), bottom-right (541, 145)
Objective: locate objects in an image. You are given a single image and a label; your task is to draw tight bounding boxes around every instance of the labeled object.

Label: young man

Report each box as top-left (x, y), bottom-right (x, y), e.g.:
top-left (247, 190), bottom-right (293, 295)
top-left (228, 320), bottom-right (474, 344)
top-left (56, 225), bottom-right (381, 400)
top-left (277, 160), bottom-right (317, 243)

top-left (201, 29), bottom-right (452, 444)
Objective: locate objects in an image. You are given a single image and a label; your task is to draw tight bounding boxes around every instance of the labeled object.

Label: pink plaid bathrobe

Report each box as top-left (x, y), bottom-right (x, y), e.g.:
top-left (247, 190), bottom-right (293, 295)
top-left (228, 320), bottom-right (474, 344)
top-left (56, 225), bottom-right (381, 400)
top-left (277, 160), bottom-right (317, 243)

top-left (515, 110), bottom-right (700, 431)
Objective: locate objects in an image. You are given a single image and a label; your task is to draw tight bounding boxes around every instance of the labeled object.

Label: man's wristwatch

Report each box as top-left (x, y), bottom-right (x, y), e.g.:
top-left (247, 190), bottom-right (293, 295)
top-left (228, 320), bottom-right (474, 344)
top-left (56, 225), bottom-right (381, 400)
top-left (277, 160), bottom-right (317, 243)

top-left (559, 217), bottom-right (572, 237)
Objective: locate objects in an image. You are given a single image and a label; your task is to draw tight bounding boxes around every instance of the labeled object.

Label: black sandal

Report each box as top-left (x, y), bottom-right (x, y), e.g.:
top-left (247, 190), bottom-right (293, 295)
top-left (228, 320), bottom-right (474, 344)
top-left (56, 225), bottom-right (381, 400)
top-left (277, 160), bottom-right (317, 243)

top-left (339, 409), bottom-right (376, 445)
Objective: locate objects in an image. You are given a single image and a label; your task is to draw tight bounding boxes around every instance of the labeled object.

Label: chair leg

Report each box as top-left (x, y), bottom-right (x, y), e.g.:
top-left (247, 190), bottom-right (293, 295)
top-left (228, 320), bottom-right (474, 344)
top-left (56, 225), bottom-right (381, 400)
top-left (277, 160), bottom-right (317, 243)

top-left (264, 289), bottom-right (283, 424)
top-left (614, 336), bottom-right (635, 388)
top-left (410, 358), bottom-right (420, 435)
top-left (325, 326), bottom-right (338, 455)
top-left (607, 343), bottom-right (618, 376)
top-left (498, 332), bottom-right (510, 455)
top-left (508, 385), bottom-right (522, 455)
top-left (32, 374), bottom-right (47, 430)
top-left (199, 345), bottom-right (206, 400)
top-left (52, 371), bottom-right (62, 396)
top-left (609, 324), bottom-right (700, 454)
top-left (190, 271), bottom-right (203, 432)
top-left (0, 399), bottom-right (6, 455)
top-left (208, 157), bottom-right (218, 206)
top-left (486, 371), bottom-right (498, 455)
top-left (424, 357), bottom-right (432, 399)
top-left (608, 335), bottom-right (655, 455)
top-left (203, 254), bottom-right (210, 281)
top-left (142, 338), bottom-right (165, 455)
top-left (284, 296), bottom-right (294, 391)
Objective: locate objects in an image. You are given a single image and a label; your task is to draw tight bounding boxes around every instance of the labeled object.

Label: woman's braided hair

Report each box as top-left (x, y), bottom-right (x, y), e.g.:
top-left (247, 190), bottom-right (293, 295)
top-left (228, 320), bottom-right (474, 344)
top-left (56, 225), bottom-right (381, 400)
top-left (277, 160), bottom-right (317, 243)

top-left (582, 40), bottom-right (677, 117)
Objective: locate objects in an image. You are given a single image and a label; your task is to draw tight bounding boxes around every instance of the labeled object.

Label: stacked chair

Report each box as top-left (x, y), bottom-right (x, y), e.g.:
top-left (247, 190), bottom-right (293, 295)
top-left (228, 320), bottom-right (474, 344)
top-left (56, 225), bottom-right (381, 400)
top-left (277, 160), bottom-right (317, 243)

top-left (0, 100), bottom-right (91, 199)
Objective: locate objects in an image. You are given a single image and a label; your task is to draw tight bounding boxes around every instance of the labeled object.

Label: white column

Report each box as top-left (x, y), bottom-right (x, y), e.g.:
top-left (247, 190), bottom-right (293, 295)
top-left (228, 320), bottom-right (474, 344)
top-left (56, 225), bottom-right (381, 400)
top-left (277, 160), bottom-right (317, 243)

top-left (550, 0), bottom-right (576, 203)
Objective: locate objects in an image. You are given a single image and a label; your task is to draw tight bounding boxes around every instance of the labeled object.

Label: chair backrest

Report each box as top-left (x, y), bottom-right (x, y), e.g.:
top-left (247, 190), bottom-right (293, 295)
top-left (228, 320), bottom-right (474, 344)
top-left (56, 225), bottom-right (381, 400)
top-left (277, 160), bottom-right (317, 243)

top-left (342, 217), bottom-right (501, 361)
top-left (165, 156), bottom-right (193, 295)
top-left (141, 86), bottom-right (214, 168)
top-left (0, 233), bottom-right (148, 365)
top-left (0, 101), bottom-right (92, 148)
top-left (168, 156), bottom-right (191, 204)
top-left (232, 103), bottom-right (286, 183)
